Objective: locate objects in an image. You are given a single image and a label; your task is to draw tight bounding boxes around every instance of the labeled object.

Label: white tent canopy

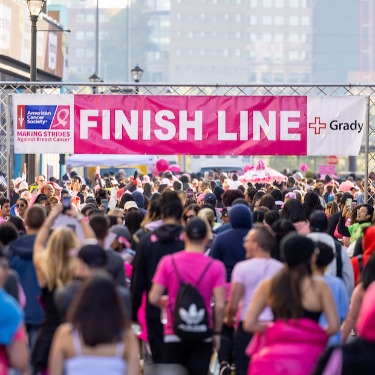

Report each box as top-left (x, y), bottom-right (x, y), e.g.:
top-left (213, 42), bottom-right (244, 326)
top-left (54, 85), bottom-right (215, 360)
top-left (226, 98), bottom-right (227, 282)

top-left (66, 154), bottom-right (157, 167)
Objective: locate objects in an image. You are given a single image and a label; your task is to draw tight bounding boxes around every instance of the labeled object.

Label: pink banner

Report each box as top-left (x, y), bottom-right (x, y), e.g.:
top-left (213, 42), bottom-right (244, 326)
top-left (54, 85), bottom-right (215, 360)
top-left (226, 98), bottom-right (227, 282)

top-left (74, 95), bottom-right (307, 155)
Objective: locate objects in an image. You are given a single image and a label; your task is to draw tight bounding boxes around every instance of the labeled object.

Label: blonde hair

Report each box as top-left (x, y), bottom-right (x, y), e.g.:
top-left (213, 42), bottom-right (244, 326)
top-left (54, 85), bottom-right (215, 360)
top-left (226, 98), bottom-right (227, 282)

top-left (198, 209), bottom-right (214, 239)
top-left (42, 226), bottom-right (79, 290)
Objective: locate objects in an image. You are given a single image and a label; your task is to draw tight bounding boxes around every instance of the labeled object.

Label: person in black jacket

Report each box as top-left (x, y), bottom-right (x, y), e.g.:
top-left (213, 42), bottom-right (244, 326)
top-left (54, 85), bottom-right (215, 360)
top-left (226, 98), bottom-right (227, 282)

top-left (327, 192), bottom-right (353, 238)
top-left (8, 206), bottom-right (46, 351)
top-left (131, 190), bottom-right (184, 364)
top-left (88, 214), bottom-right (127, 287)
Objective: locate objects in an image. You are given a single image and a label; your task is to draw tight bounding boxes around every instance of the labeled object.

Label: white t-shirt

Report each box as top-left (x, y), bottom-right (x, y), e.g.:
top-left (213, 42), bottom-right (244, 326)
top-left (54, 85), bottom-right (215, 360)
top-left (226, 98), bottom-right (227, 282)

top-left (231, 257), bottom-right (283, 321)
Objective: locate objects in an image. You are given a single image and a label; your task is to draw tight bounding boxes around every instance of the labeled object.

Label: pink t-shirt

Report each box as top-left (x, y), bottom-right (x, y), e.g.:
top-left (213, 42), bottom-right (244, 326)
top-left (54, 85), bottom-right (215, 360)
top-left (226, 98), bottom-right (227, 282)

top-left (153, 251), bottom-right (226, 336)
top-left (232, 258), bottom-right (283, 321)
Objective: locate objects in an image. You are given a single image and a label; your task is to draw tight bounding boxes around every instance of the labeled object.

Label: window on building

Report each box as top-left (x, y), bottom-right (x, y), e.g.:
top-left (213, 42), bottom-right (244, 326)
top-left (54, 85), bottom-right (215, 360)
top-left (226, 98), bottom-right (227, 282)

top-left (250, 33), bottom-right (257, 42)
top-left (289, 51), bottom-right (299, 60)
top-left (262, 33), bottom-right (272, 42)
top-left (250, 15), bottom-right (257, 25)
top-left (223, 49), bottom-right (229, 57)
top-left (236, 49), bottom-right (241, 57)
top-left (236, 14), bottom-right (241, 22)
top-left (236, 31), bottom-right (241, 39)
top-left (289, 0), bottom-right (299, 7)
top-left (176, 49), bottom-right (182, 57)
top-left (301, 16), bottom-right (309, 26)
top-left (290, 16), bottom-right (299, 25)
top-left (274, 33), bottom-right (284, 42)
top-left (250, 0), bottom-right (257, 6)
top-left (275, 0), bottom-right (284, 7)
top-left (275, 16), bottom-right (284, 25)
top-left (86, 31), bottom-right (94, 40)
top-left (274, 73), bottom-right (283, 82)
top-left (75, 48), bottom-right (84, 57)
top-left (262, 16), bottom-right (272, 25)
top-left (289, 33), bottom-right (299, 42)
top-left (76, 13), bottom-right (84, 22)
top-left (86, 14), bottom-right (94, 23)
top-left (263, 0), bottom-right (272, 7)
top-left (76, 31), bottom-right (84, 40)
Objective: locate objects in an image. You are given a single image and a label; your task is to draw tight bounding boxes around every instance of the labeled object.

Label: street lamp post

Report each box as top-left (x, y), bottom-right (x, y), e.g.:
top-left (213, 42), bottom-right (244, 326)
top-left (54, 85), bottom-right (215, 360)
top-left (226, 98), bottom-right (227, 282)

top-left (26, 0), bottom-right (45, 184)
top-left (131, 64), bottom-right (144, 94)
top-left (89, 73), bottom-right (102, 94)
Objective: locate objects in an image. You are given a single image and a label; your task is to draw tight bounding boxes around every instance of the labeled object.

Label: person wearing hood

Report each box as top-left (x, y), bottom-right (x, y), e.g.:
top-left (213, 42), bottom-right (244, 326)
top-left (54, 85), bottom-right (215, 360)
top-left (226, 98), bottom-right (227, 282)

top-left (307, 211), bottom-right (354, 297)
top-left (131, 190), bottom-right (184, 364)
top-left (211, 203), bottom-right (253, 370)
top-left (8, 205), bottom-right (45, 351)
top-left (131, 190), bottom-right (147, 217)
top-left (351, 226), bottom-right (375, 285)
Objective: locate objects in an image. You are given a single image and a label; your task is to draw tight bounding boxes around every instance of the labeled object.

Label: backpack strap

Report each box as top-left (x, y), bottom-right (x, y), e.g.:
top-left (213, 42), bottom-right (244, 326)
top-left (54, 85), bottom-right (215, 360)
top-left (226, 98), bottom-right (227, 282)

top-left (357, 254), bottom-right (363, 274)
top-left (172, 255), bottom-right (214, 287)
top-left (334, 240), bottom-right (343, 279)
top-left (195, 259), bottom-right (214, 287)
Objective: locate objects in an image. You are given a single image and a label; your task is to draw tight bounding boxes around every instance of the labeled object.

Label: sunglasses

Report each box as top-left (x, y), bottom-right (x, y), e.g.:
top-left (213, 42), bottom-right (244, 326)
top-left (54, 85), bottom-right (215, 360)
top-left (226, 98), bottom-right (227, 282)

top-left (184, 215), bottom-right (196, 221)
top-left (16, 203), bottom-right (26, 208)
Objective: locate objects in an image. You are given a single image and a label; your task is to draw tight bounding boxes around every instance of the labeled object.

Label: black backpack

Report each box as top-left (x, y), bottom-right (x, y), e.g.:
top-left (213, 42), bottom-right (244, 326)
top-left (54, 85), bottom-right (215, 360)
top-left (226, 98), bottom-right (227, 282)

top-left (172, 256), bottom-right (213, 341)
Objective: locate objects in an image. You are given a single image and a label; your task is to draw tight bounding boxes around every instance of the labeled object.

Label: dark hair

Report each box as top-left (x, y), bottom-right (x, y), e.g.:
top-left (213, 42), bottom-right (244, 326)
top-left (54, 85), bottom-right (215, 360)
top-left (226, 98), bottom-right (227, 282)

top-left (172, 180), bottom-right (182, 191)
top-left (264, 210), bottom-right (280, 227)
top-left (125, 211), bottom-right (143, 236)
top-left (143, 183), bottom-right (152, 198)
top-left (0, 197), bottom-right (10, 208)
top-left (252, 206), bottom-right (269, 223)
top-left (270, 188), bottom-right (283, 202)
top-left (8, 216), bottom-right (26, 236)
top-left (314, 241), bottom-right (334, 268)
top-left (118, 193), bottom-right (135, 209)
top-left (182, 204), bottom-right (200, 222)
top-left (0, 222), bottom-right (19, 245)
top-left (302, 191), bottom-right (323, 219)
top-left (361, 252), bottom-right (375, 290)
top-left (17, 197), bottom-right (28, 206)
top-left (259, 194), bottom-right (278, 211)
top-left (35, 194), bottom-right (49, 204)
top-left (271, 219), bottom-right (296, 261)
top-left (252, 223), bottom-right (276, 253)
top-left (269, 259), bottom-right (312, 319)
top-left (67, 272), bottom-right (129, 346)
top-left (89, 214), bottom-right (110, 240)
top-left (280, 199), bottom-right (307, 223)
top-left (245, 186), bottom-right (258, 202)
top-left (232, 198), bottom-right (250, 207)
top-left (222, 189), bottom-right (245, 207)
top-left (159, 190), bottom-right (183, 220)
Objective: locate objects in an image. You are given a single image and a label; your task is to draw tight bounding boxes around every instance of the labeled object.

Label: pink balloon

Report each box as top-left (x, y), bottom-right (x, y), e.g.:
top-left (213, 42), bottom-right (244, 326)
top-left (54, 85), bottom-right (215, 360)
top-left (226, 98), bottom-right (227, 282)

top-left (156, 158), bottom-right (169, 172)
top-left (300, 164), bottom-right (308, 172)
top-left (169, 165), bottom-right (181, 173)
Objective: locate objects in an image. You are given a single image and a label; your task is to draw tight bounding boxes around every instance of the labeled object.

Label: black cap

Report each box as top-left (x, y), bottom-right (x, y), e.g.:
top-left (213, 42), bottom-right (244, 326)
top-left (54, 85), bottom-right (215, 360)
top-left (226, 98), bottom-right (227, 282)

top-left (309, 211), bottom-right (328, 232)
top-left (281, 232), bottom-right (315, 267)
top-left (78, 244), bottom-right (107, 268)
top-left (186, 218), bottom-right (207, 241)
top-left (204, 193), bottom-right (217, 206)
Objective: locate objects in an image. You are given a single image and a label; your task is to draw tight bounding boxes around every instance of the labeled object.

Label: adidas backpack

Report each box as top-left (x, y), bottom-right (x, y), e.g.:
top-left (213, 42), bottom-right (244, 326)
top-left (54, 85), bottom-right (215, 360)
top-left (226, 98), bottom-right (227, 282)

top-left (172, 256), bottom-right (214, 341)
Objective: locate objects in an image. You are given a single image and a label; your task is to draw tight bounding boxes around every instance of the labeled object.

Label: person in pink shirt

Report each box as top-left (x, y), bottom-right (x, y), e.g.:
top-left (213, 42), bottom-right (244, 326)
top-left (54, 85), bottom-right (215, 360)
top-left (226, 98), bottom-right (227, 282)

top-left (149, 218), bottom-right (226, 375)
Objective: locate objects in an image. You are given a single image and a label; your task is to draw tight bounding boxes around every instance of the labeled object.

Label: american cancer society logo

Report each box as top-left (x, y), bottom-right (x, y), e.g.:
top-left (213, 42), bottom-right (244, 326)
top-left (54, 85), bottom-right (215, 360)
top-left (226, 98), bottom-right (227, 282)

top-left (17, 105), bottom-right (70, 130)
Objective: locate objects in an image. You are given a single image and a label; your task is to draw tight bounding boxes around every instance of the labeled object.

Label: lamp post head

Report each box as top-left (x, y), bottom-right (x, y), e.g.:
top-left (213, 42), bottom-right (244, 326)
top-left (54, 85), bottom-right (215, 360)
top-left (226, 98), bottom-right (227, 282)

top-left (26, 0), bottom-right (46, 17)
top-left (89, 73), bottom-right (101, 83)
top-left (131, 64), bottom-right (144, 83)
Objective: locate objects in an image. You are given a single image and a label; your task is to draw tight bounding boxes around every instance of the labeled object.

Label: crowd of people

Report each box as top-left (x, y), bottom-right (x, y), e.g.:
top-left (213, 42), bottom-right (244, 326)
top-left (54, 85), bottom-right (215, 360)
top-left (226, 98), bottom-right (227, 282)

top-left (0, 165), bottom-right (375, 375)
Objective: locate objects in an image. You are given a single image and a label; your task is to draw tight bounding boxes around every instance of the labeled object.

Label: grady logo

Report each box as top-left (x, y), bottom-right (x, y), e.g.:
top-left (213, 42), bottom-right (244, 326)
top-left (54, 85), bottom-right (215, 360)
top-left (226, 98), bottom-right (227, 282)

top-left (309, 117), bottom-right (363, 135)
top-left (330, 120), bottom-right (363, 134)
